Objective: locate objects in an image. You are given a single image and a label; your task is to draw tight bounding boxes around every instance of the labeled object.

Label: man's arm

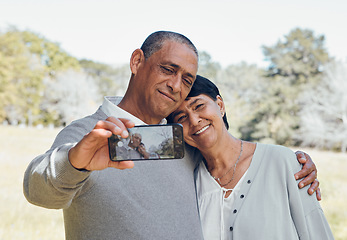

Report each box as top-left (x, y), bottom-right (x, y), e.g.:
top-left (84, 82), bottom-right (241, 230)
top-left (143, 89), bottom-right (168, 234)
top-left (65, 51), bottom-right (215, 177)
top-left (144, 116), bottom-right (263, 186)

top-left (294, 151), bottom-right (321, 201)
top-left (23, 117), bottom-right (135, 209)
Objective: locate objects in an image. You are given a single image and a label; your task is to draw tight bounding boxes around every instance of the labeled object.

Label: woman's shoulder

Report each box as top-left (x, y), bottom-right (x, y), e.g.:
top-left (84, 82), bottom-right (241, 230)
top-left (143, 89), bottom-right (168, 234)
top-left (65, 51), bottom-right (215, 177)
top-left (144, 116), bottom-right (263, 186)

top-left (255, 143), bottom-right (300, 170)
top-left (257, 143), bottom-right (295, 158)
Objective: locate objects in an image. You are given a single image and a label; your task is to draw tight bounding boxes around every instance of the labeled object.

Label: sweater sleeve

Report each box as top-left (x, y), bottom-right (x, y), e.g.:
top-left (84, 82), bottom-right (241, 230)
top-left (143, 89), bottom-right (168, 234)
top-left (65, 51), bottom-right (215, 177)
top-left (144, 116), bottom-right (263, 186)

top-left (280, 147), bottom-right (335, 240)
top-left (23, 143), bottom-right (91, 209)
top-left (23, 112), bottom-right (103, 209)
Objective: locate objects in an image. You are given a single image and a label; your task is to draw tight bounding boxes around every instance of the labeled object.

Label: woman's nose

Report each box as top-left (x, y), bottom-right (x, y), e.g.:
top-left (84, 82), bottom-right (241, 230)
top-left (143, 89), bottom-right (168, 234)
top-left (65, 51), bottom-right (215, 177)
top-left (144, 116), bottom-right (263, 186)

top-left (189, 113), bottom-right (201, 126)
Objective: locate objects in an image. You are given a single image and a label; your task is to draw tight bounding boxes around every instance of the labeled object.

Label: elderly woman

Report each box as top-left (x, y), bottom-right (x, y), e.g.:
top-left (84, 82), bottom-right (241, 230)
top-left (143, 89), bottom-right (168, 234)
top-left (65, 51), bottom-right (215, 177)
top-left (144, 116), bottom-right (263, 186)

top-left (167, 75), bottom-right (334, 240)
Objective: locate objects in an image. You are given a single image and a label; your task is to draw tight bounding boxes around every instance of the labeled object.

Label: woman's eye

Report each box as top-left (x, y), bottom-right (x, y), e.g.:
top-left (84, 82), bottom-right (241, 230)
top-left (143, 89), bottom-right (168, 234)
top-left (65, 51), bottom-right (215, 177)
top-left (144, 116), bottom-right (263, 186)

top-left (176, 115), bottom-right (187, 123)
top-left (195, 104), bottom-right (203, 110)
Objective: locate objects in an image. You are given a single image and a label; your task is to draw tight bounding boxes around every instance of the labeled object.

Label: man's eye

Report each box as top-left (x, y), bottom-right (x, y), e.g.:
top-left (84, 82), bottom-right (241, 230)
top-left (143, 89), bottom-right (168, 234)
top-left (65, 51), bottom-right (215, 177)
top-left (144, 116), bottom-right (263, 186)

top-left (161, 66), bottom-right (174, 74)
top-left (183, 78), bottom-right (193, 87)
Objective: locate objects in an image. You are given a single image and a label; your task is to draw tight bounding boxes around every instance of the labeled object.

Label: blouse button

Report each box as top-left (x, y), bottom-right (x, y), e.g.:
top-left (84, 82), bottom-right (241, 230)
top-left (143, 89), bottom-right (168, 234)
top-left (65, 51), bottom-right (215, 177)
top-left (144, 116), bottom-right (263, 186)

top-left (233, 209), bottom-right (237, 214)
top-left (240, 194), bottom-right (245, 198)
top-left (230, 226), bottom-right (233, 231)
top-left (247, 180), bottom-right (251, 184)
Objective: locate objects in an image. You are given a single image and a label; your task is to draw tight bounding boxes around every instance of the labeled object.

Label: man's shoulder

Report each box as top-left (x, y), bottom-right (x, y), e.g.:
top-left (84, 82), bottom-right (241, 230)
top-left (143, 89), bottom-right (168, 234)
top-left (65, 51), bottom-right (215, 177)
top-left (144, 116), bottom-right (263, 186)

top-left (52, 106), bottom-right (106, 147)
top-left (69, 106), bottom-right (106, 129)
top-left (185, 144), bottom-right (202, 167)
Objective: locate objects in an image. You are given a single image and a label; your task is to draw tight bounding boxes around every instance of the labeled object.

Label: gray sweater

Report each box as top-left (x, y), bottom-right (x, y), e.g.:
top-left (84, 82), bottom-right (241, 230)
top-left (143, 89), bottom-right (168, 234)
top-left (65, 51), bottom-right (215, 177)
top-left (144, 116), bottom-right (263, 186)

top-left (23, 106), bottom-right (203, 240)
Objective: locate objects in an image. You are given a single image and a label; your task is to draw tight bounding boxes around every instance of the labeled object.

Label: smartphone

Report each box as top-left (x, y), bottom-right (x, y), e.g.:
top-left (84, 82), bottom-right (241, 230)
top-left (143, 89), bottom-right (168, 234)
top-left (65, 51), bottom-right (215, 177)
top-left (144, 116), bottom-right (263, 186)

top-left (108, 123), bottom-right (185, 161)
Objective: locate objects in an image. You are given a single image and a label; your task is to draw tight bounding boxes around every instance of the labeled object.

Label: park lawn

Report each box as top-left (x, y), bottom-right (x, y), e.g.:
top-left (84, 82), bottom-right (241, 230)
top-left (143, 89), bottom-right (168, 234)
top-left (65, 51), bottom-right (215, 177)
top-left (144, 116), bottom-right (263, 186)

top-left (0, 125), bottom-right (346, 239)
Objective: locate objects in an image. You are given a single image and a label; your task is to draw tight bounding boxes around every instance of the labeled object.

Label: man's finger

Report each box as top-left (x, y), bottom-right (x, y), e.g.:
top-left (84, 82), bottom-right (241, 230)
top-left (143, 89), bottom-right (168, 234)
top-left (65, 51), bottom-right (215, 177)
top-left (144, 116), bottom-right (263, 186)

top-left (307, 178), bottom-right (319, 195)
top-left (298, 171), bottom-right (317, 188)
top-left (106, 117), bottom-right (135, 128)
top-left (108, 117), bottom-right (135, 138)
top-left (108, 160), bottom-right (134, 170)
top-left (316, 187), bottom-right (322, 201)
top-left (294, 152), bottom-right (316, 180)
top-left (295, 151), bottom-right (307, 164)
top-left (94, 117), bottom-right (135, 138)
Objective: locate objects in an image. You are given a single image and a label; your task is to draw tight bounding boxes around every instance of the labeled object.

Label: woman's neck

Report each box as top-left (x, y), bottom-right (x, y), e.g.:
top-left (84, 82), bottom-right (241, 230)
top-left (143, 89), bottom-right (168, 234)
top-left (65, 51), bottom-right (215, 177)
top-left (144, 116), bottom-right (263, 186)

top-left (199, 131), bottom-right (241, 173)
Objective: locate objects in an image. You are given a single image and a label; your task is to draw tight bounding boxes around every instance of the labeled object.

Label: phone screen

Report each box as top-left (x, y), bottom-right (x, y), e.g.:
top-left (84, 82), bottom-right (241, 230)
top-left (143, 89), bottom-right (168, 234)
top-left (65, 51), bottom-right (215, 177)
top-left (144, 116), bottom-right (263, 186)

top-left (108, 124), bottom-right (184, 161)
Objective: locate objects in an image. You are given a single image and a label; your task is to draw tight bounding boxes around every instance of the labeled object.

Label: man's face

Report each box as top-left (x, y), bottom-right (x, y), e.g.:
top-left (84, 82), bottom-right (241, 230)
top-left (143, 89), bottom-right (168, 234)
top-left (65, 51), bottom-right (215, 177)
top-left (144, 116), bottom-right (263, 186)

top-left (132, 133), bottom-right (142, 147)
top-left (135, 41), bottom-right (198, 121)
top-left (130, 133), bottom-right (142, 148)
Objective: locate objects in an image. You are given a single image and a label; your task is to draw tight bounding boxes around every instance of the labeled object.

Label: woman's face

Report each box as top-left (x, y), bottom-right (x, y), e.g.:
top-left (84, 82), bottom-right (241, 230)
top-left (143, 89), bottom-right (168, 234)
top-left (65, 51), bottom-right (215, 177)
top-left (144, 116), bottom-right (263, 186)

top-left (170, 94), bottom-right (225, 149)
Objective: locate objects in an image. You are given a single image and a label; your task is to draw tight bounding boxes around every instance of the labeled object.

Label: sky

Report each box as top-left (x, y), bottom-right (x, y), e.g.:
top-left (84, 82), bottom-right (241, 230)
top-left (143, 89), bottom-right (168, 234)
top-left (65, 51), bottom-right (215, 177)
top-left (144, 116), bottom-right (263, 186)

top-left (0, 0), bottom-right (346, 68)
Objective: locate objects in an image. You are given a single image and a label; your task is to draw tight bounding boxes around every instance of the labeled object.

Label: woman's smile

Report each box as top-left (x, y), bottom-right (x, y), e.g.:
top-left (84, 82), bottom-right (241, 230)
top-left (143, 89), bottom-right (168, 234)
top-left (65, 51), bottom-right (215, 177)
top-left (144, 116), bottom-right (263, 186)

top-left (194, 125), bottom-right (210, 135)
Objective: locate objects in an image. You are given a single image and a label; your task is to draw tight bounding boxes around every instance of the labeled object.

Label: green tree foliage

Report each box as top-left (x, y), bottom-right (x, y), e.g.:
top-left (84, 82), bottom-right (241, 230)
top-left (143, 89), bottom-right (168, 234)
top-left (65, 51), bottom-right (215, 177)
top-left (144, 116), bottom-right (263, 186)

top-left (197, 51), bottom-right (221, 80)
top-left (242, 28), bottom-right (330, 145)
top-left (80, 59), bottom-right (130, 97)
top-left (215, 62), bottom-right (266, 138)
top-left (0, 27), bottom-right (80, 125)
top-left (0, 29), bottom-right (45, 124)
top-left (264, 28), bottom-right (329, 85)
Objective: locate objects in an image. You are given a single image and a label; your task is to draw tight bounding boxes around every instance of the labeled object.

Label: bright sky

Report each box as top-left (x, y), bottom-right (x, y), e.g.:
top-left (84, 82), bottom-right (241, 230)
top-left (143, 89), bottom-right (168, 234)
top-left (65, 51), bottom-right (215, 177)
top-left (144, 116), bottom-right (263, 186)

top-left (0, 0), bottom-right (346, 68)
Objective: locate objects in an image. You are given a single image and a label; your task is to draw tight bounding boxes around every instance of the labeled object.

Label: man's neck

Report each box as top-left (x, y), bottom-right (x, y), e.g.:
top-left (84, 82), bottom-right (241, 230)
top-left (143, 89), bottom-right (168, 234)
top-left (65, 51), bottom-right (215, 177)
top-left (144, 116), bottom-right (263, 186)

top-left (117, 98), bottom-right (162, 125)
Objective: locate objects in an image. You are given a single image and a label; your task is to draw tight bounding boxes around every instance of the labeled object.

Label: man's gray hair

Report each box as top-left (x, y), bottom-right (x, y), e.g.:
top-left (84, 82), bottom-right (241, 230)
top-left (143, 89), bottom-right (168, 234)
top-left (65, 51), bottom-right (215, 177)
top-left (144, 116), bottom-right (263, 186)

top-left (140, 31), bottom-right (198, 60)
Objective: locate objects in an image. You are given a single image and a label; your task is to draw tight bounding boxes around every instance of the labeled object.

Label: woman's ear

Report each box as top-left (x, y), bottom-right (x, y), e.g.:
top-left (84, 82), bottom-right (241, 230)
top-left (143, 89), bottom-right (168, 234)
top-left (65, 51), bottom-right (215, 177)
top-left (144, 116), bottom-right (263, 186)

top-left (216, 95), bottom-right (225, 117)
top-left (130, 49), bottom-right (145, 75)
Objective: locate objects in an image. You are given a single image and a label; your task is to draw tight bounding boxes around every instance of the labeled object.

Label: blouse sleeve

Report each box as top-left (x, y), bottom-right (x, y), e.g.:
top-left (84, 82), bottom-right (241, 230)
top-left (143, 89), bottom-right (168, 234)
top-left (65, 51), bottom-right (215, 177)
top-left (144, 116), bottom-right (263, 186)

top-left (305, 207), bottom-right (335, 239)
top-left (282, 147), bottom-right (335, 240)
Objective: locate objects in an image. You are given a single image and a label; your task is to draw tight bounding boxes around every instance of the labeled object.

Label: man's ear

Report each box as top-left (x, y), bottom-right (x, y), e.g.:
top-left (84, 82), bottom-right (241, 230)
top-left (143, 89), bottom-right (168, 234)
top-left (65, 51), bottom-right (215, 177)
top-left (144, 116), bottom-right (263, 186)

top-left (216, 95), bottom-right (225, 117)
top-left (130, 49), bottom-right (145, 75)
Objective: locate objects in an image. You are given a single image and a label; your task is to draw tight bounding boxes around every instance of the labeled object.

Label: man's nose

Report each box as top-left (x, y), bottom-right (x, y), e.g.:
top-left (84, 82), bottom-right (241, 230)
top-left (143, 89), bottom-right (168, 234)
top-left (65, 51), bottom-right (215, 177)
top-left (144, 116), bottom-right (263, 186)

top-left (166, 75), bottom-right (181, 92)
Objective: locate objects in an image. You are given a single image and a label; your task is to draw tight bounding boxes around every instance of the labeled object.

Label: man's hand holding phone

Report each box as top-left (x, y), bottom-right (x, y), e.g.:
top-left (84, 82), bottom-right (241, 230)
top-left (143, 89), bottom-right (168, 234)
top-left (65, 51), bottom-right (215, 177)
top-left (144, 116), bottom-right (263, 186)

top-left (68, 117), bottom-right (135, 171)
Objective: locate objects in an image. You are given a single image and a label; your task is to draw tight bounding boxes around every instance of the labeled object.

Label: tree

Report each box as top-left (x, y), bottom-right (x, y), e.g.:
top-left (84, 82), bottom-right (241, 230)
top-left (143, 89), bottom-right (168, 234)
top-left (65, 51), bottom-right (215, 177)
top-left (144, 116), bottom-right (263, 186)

top-left (197, 51), bottom-right (221, 80)
top-left (40, 69), bottom-right (100, 126)
top-left (298, 60), bottom-right (347, 152)
top-left (243, 28), bottom-right (330, 145)
top-left (0, 29), bottom-right (45, 125)
top-left (0, 27), bottom-right (81, 125)
top-left (215, 62), bottom-right (265, 138)
top-left (264, 28), bottom-right (329, 85)
top-left (80, 59), bottom-right (130, 97)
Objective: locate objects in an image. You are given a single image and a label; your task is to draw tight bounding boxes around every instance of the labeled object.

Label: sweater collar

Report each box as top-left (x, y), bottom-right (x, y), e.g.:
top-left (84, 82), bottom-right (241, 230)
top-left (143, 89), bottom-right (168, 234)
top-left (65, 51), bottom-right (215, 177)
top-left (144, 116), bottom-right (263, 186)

top-left (101, 96), bottom-right (167, 126)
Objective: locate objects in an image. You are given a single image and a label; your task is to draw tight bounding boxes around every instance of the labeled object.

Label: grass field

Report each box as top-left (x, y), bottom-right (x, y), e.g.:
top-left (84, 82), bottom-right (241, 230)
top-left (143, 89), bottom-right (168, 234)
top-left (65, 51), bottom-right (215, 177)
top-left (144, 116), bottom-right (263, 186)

top-left (0, 125), bottom-right (346, 239)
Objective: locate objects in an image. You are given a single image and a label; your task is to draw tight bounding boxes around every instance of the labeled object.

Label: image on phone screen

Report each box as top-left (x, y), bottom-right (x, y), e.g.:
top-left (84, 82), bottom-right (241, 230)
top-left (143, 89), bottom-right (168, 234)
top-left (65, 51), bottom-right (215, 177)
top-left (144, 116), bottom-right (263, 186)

top-left (108, 124), bottom-right (184, 161)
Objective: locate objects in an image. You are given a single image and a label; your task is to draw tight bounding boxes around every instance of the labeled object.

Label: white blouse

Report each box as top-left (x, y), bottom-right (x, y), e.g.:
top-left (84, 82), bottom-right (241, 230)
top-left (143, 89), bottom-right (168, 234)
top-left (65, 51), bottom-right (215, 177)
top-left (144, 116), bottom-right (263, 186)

top-left (196, 161), bottom-right (248, 240)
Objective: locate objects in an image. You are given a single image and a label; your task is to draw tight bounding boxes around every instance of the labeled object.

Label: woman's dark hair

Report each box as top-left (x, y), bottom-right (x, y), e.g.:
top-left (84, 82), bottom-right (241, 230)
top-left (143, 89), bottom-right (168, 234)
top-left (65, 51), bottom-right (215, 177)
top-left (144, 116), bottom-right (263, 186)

top-left (167, 75), bottom-right (229, 130)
